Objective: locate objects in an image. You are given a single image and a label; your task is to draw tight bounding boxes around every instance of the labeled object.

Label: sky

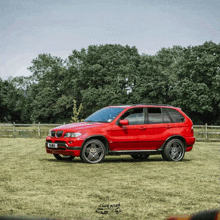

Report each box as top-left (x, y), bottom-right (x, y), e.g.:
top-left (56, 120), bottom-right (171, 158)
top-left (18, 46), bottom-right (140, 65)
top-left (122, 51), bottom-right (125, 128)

top-left (0, 0), bottom-right (219, 80)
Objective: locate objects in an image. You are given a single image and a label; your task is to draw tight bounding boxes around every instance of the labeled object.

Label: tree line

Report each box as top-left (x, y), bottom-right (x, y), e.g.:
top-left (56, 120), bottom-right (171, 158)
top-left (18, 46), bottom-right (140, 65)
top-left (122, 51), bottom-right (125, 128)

top-left (0, 41), bottom-right (219, 125)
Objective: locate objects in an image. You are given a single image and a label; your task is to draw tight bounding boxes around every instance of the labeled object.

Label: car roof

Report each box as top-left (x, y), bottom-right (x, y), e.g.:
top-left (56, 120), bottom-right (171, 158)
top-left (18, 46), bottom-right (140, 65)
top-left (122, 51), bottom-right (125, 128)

top-left (108, 104), bottom-right (175, 108)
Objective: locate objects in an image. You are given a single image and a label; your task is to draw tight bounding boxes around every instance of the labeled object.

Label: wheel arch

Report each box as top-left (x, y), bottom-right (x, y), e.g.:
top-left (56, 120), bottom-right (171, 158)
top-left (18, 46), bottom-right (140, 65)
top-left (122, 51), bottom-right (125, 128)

top-left (82, 135), bottom-right (109, 154)
top-left (160, 135), bottom-right (187, 151)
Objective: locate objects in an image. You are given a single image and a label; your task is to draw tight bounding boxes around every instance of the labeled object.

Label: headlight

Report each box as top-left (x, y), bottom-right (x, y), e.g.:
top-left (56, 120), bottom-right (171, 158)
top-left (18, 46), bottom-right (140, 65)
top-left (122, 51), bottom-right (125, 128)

top-left (64, 132), bottom-right (82, 138)
top-left (48, 131), bottom-right (52, 137)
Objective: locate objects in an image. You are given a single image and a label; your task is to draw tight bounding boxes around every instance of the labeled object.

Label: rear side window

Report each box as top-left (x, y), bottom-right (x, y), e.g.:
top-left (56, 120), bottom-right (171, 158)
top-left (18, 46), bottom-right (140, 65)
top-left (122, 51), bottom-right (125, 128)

top-left (163, 110), bottom-right (172, 123)
top-left (165, 108), bottom-right (185, 123)
top-left (148, 108), bottom-right (163, 124)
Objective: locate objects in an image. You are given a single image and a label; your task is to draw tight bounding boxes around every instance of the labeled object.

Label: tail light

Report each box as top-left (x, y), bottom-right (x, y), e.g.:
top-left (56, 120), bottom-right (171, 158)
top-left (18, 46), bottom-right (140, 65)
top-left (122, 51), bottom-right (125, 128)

top-left (191, 126), bottom-right (194, 135)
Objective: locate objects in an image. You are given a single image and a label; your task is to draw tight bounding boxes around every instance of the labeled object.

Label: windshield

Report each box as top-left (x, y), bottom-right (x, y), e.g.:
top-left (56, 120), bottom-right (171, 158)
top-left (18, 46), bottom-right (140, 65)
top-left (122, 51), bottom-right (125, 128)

top-left (84, 107), bottom-right (124, 123)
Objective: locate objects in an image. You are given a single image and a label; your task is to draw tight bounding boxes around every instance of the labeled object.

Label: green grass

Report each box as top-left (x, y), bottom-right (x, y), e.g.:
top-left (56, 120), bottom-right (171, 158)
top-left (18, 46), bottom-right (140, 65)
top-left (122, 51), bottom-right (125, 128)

top-left (0, 139), bottom-right (219, 220)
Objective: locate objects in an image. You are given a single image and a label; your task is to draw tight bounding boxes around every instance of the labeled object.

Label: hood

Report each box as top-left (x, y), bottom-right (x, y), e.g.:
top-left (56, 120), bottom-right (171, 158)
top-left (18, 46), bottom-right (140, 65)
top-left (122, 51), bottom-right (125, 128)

top-left (52, 122), bottom-right (106, 131)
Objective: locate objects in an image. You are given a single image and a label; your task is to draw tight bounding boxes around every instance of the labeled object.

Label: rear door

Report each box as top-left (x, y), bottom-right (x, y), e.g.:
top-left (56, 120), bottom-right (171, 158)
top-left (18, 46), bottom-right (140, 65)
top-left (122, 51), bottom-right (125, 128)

top-left (144, 107), bottom-right (173, 150)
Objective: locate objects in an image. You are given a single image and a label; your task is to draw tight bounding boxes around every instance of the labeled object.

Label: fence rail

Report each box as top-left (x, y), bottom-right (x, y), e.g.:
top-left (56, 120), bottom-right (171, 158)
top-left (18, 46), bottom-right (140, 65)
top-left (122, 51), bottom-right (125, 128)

top-left (193, 124), bottom-right (220, 141)
top-left (0, 123), bottom-right (220, 141)
top-left (0, 122), bottom-right (63, 138)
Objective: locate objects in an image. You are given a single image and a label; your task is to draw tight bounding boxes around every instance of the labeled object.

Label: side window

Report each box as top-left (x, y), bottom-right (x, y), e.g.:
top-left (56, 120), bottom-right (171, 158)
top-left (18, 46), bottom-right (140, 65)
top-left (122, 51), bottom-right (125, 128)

top-left (148, 108), bottom-right (163, 124)
top-left (121, 108), bottom-right (144, 125)
top-left (163, 109), bottom-right (172, 123)
top-left (166, 108), bottom-right (185, 123)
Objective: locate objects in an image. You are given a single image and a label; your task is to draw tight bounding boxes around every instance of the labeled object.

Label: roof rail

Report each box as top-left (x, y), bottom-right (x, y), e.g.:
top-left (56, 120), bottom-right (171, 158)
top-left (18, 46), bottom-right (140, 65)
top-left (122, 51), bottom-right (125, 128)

top-left (132, 103), bottom-right (174, 107)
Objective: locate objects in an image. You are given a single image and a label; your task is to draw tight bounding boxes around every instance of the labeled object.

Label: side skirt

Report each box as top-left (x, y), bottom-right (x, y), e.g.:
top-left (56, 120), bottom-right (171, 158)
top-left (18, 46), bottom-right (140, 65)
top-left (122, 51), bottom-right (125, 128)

top-left (108, 149), bottom-right (163, 156)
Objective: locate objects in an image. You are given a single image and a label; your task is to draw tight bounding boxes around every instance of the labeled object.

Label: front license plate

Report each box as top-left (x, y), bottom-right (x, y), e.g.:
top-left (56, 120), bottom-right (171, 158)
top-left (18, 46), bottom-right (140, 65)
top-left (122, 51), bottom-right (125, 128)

top-left (48, 143), bottom-right (58, 148)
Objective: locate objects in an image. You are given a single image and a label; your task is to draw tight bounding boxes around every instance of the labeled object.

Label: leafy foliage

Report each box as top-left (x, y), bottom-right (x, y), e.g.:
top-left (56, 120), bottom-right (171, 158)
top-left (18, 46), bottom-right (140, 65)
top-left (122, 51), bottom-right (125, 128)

top-left (0, 42), bottom-right (219, 124)
top-left (170, 41), bottom-right (220, 124)
top-left (130, 54), bottom-right (170, 104)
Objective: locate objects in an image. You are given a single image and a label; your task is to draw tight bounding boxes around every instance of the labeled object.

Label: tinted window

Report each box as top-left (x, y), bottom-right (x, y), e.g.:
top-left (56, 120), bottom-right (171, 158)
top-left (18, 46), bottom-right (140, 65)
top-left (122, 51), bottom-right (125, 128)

top-left (163, 110), bottom-right (172, 123)
top-left (121, 108), bottom-right (144, 125)
top-left (148, 108), bottom-right (163, 124)
top-left (166, 108), bottom-right (185, 123)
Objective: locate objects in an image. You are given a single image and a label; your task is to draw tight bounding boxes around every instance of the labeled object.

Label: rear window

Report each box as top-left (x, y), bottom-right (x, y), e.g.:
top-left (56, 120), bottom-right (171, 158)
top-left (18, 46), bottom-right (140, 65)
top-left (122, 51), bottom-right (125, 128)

top-left (165, 108), bottom-right (185, 123)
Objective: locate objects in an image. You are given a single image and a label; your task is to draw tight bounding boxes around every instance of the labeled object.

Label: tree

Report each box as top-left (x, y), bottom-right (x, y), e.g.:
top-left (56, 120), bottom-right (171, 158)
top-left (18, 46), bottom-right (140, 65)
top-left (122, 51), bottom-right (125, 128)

top-left (67, 44), bottom-right (140, 116)
top-left (170, 41), bottom-right (220, 124)
top-left (28, 54), bottom-right (72, 122)
top-left (3, 42), bottom-right (219, 124)
top-left (0, 78), bottom-right (24, 122)
top-left (130, 54), bottom-right (170, 104)
top-left (0, 78), bottom-right (7, 122)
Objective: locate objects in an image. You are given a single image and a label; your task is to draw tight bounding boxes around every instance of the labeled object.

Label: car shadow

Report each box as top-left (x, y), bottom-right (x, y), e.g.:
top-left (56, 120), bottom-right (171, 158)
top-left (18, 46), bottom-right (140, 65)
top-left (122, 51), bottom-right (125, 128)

top-left (40, 157), bottom-right (191, 163)
top-left (102, 157), bottom-right (191, 163)
top-left (39, 158), bottom-right (82, 163)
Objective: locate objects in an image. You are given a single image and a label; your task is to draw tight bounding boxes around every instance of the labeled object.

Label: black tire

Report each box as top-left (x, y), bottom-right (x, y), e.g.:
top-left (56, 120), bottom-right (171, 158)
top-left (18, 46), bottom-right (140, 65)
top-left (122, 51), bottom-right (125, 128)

top-left (131, 154), bottom-right (150, 160)
top-left (53, 154), bottom-right (75, 161)
top-left (161, 153), bottom-right (168, 161)
top-left (80, 139), bottom-right (106, 164)
top-left (162, 139), bottom-right (185, 161)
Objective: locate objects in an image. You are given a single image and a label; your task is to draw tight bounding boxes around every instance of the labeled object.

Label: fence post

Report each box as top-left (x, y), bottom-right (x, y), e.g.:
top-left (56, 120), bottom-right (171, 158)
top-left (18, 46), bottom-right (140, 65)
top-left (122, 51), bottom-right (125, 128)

top-left (205, 123), bottom-right (208, 142)
top-left (38, 122), bottom-right (41, 138)
top-left (13, 122), bottom-right (15, 138)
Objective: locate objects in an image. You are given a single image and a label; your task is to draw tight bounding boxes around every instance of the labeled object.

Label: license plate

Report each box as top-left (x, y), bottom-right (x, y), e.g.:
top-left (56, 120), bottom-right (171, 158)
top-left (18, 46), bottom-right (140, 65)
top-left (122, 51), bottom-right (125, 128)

top-left (48, 143), bottom-right (58, 148)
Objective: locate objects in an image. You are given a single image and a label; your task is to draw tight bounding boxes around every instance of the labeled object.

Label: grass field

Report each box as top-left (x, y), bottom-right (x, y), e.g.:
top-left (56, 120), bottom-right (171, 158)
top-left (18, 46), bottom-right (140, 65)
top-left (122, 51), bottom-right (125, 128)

top-left (0, 139), bottom-right (219, 220)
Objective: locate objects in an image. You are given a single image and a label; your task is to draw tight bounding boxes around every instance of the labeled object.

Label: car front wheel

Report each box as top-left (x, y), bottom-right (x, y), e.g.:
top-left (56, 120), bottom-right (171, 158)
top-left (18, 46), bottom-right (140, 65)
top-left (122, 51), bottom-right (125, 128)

top-left (81, 139), bottom-right (106, 164)
top-left (162, 139), bottom-right (185, 161)
top-left (53, 154), bottom-right (75, 161)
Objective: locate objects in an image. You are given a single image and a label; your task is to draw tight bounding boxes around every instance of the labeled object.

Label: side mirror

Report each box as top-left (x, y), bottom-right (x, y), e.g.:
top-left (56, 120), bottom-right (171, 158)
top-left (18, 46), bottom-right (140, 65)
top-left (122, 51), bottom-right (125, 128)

top-left (119, 119), bottom-right (129, 126)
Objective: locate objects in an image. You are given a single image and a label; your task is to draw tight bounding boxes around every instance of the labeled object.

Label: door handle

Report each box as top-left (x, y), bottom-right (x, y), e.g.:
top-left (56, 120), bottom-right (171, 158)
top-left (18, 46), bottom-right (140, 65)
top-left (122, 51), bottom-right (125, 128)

top-left (166, 125), bottom-right (171, 129)
top-left (140, 126), bottom-right (146, 130)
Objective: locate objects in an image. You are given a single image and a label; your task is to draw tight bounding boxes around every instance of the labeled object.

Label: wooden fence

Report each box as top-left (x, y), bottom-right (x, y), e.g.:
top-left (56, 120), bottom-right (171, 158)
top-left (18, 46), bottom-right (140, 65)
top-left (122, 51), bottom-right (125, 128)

top-left (0, 123), bottom-right (220, 141)
top-left (194, 124), bottom-right (220, 142)
top-left (0, 123), bottom-right (63, 138)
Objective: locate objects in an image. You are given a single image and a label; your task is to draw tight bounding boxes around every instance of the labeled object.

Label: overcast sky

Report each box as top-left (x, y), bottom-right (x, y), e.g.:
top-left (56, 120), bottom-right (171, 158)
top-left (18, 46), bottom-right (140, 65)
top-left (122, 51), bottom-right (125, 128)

top-left (0, 0), bottom-right (219, 80)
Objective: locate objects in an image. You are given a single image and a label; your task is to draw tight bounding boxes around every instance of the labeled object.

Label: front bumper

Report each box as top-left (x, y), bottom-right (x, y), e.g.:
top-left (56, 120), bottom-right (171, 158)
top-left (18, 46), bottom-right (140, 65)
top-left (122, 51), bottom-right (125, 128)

top-left (45, 137), bottom-right (83, 157)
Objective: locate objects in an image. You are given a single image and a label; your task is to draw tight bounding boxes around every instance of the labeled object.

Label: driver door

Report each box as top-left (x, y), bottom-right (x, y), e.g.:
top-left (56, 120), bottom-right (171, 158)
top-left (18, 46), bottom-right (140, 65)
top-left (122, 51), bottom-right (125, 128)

top-left (107, 108), bottom-right (147, 151)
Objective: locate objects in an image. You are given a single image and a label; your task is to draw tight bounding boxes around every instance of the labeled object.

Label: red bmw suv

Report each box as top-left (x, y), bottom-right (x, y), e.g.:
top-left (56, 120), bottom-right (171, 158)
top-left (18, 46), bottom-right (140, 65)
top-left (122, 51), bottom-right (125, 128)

top-left (46, 104), bottom-right (195, 163)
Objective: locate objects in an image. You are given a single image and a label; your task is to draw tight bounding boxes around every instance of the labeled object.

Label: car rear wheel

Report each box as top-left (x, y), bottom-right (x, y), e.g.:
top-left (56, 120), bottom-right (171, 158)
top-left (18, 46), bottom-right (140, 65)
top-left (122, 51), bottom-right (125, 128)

top-left (162, 139), bottom-right (185, 161)
top-left (131, 154), bottom-right (150, 160)
top-left (53, 154), bottom-right (75, 161)
top-left (81, 139), bottom-right (106, 164)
